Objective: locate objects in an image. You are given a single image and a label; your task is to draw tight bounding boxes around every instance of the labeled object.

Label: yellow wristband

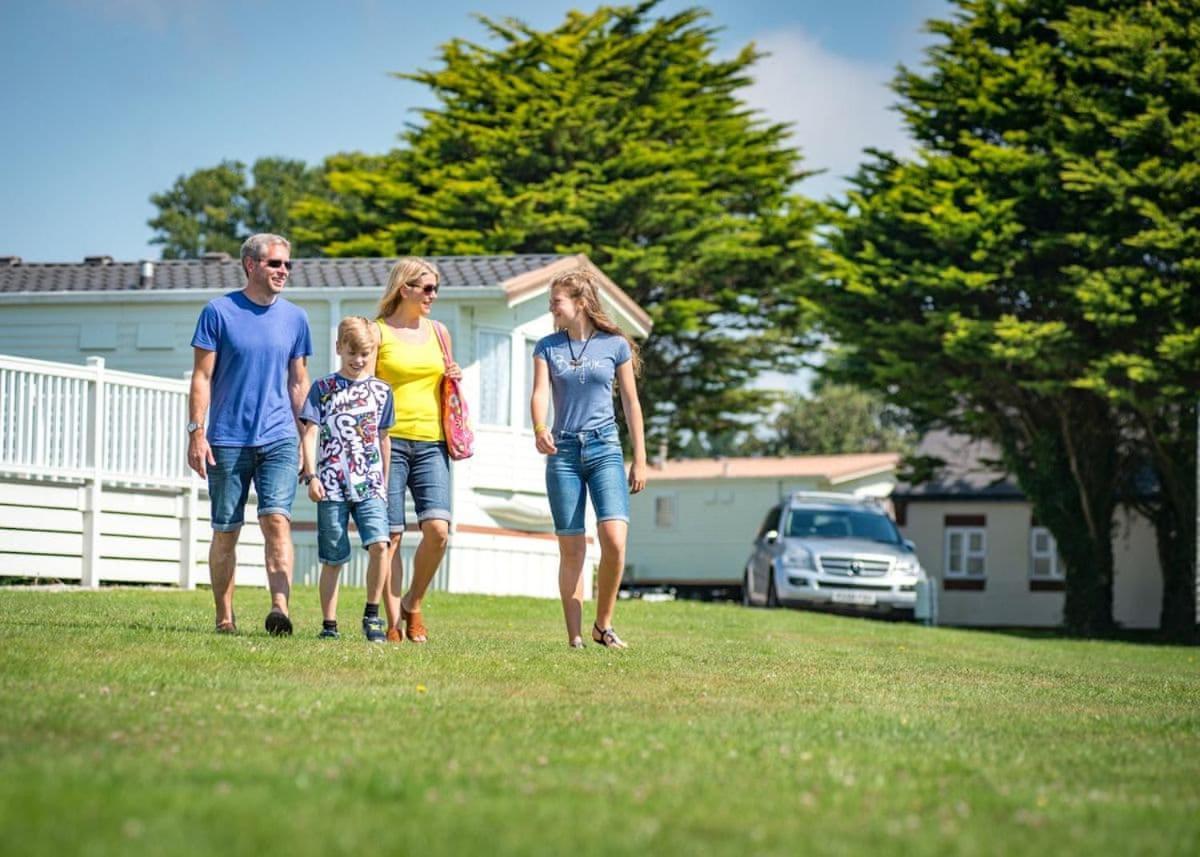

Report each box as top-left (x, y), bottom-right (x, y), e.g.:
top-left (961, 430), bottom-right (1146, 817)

top-left (534, 424), bottom-right (550, 434)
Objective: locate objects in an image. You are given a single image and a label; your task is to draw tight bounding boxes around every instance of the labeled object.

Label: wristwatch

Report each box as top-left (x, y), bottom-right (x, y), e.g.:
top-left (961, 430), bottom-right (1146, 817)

top-left (299, 473), bottom-right (315, 485)
top-left (186, 421), bottom-right (204, 434)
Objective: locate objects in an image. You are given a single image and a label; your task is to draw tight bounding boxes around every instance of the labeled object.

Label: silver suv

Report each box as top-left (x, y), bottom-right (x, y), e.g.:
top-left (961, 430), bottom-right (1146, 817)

top-left (742, 492), bottom-right (924, 616)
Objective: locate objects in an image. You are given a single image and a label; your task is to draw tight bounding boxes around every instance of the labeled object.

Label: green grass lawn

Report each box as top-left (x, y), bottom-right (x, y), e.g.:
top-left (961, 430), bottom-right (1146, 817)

top-left (1, 587), bottom-right (1197, 856)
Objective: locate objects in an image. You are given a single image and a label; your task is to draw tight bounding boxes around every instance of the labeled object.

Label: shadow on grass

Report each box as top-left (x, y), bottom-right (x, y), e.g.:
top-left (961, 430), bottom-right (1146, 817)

top-left (959, 625), bottom-right (1198, 648)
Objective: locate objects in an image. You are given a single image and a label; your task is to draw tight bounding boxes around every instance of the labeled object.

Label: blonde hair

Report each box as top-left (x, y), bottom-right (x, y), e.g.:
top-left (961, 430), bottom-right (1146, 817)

top-left (378, 257), bottom-right (440, 319)
top-left (336, 316), bottom-right (378, 352)
top-left (550, 268), bottom-right (641, 376)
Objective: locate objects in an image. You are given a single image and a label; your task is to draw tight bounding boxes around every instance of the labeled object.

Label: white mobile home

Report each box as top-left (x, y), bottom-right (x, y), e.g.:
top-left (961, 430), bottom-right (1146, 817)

top-left (0, 253), bottom-right (651, 598)
top-left (627, 454), bottom-right (901, 595)
top-left (894, 431), bottom-right (1163, 628)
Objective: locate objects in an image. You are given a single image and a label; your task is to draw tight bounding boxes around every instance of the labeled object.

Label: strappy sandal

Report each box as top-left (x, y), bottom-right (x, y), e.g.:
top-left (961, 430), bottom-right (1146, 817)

top-left (569, 636), bottom-right (586, 649)
top-left (386, 626), bottom-right (404, 644)
top-left (215, 611), bottom-right (237, 634)
top-left (402, 602), bottom-right (427, 643)
top-left (592, 623), bottom-right (627, 649)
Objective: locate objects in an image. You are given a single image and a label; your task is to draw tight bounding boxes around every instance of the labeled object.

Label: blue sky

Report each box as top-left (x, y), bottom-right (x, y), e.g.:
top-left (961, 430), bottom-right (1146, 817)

top-left (0, 0), bottom-right (949, 263)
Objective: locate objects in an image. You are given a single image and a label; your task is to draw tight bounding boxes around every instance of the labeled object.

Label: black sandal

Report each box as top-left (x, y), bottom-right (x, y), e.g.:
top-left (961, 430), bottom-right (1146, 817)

top-left (264, 610), bottom-right (293, 637)
top-left (592, 623), bottom-right (627, 649)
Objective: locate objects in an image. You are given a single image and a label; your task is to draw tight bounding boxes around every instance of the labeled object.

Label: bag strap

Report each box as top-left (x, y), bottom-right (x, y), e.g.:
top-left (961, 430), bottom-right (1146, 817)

top-left (430, 320), bottom-right (452, 370)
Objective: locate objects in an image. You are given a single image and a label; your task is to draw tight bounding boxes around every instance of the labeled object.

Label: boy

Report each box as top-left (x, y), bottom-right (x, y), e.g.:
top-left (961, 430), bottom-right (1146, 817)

top-left (299, 317), bottom-right (394, 642)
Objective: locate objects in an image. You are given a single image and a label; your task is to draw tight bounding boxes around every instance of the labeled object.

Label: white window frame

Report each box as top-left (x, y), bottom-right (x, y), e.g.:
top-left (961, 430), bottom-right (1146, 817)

top-left (476, 328), bottom-right (513, 428)
top-left (654, 493), bottom-right (678, 530)
top-left (1029, 526), bottom-right (1063, 580)
top-left (944, 526), bottom-right (987, 578)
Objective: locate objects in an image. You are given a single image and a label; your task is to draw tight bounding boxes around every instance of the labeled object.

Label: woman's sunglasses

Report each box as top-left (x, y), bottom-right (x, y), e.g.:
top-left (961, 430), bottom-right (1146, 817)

top-left (408, 283), bottom-right (440, 296)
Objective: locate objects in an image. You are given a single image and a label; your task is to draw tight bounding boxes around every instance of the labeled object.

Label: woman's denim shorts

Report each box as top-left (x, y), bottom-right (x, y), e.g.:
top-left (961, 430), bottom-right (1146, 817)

top-left (545, 423), bottom-right (630, 536)
top-left (387, 438), bottom-right (451, 533)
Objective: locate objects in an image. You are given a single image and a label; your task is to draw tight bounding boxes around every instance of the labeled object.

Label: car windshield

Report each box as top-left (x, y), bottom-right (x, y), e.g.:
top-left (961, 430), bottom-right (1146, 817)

top-left (784, 508), bottom-right (901, 544)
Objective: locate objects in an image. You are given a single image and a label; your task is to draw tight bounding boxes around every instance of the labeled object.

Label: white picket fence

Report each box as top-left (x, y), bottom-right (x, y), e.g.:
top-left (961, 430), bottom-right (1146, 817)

top-left (0, 353), bottom-right (430, 590)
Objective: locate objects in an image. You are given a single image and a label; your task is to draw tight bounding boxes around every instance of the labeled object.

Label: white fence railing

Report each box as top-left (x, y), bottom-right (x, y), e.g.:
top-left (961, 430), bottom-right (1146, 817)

top-left (0, 354), bottom-right (201, 587)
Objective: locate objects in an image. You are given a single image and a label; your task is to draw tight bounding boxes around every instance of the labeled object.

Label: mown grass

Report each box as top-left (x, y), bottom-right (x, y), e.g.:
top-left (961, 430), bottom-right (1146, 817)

top-left (0, 587), bottom-right (1197, 856)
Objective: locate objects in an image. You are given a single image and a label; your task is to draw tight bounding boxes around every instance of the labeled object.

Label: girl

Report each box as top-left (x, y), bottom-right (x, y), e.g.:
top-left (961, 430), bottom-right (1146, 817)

top-left (531, 268), bottom-right (647, 648)
top-left (374, 257), bottom-right (461, 643)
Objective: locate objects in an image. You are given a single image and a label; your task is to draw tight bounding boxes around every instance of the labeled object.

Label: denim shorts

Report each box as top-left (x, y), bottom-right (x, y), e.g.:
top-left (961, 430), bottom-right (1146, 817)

top-left (208, 438), bottom-right (299, 531)
top-left (317, 496), bottom-right (389, 565)
top-left (387, 438), bottom-right (451, 532)
top-left (545, 423), bottom-right (630, 536)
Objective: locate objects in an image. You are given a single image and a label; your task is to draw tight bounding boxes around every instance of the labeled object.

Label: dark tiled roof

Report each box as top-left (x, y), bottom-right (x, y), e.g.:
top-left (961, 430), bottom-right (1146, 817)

top-left (0, 254), bottom-right (568, 294)
top-left (893, 429), bottom-right (1025, 500)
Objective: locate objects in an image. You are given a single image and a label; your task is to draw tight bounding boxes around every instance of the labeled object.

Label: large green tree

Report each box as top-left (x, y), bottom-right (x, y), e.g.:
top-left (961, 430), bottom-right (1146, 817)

top-left (292, 2), bottom-right (819, 446)
top-left (149, 158), bottom-right (324, 258)
top-left (821, 0), bottom-right (1199, 637)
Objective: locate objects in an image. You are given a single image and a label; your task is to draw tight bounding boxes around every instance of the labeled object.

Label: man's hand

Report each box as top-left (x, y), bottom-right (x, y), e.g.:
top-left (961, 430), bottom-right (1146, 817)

top-left (187, 433), bottom-right (215, 479)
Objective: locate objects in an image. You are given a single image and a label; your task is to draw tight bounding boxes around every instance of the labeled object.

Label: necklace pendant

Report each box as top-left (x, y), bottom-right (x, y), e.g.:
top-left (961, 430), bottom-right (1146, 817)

top-left (570, 359), bottom-right (581, 368)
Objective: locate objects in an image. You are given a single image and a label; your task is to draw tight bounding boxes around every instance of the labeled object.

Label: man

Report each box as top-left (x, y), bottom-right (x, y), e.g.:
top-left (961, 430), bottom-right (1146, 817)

top-left (187, 233), bottom-right (312, 635)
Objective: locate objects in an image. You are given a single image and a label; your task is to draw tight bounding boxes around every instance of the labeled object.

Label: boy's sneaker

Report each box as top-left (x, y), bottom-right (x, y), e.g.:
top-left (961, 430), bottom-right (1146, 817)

top-left (317, 627), bottom-right (340, 640)
top-left (362, 615), bottom-right (386, 643)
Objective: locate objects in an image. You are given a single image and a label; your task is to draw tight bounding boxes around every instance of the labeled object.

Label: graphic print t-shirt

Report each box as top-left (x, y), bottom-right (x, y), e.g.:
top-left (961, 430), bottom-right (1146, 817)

top-left (299, 373), bottom-right (394, 502)
top-left (533, 331), bottom-right (631, 434)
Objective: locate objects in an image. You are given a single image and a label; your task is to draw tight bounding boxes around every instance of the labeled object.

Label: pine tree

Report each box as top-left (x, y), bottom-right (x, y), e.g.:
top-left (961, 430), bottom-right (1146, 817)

top-left (291, 3), bottom-right (820, 447)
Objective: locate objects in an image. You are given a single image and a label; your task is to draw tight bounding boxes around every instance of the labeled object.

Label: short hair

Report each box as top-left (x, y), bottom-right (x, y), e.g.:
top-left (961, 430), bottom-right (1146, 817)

top-left (336, 316), bottom-right (378, 352)
top-left (240, 233), bottom-right (290, 277)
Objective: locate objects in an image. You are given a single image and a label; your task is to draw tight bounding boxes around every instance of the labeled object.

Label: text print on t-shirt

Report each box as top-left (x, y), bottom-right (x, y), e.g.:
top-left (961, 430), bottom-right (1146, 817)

top-left (550, 352), bottom-right (607, 384)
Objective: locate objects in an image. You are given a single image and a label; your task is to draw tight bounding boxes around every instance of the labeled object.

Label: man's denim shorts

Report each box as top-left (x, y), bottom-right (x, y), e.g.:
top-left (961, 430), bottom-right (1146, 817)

top-left (208, 438), bottom-right (299, 531)
top-left (545, 423), bottom-right (630, 536)
top-left (317, 496), bottom-right (389, 565)
top-left (387, 438), bottom-right (451, 533)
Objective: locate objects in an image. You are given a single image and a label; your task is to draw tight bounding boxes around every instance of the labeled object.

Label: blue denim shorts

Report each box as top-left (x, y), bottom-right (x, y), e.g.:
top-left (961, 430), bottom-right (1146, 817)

top-left (545, 423), bottom-right (630, 536)
top-left (317, 496), bottom-right (389, 565)
top-left (387, 438), bottom-right (451, 532)
top-left (208, 438), bottom-right (299, 531)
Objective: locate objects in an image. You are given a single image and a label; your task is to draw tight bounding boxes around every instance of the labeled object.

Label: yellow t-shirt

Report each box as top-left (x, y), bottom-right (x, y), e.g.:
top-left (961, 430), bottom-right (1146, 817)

top-left (375, 318), bottom-right (445, 441)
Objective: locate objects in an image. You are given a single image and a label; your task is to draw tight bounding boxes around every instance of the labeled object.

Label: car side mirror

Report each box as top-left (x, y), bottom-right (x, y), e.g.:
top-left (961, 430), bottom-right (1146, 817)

top-left (764, 530), bottom-right (779, 545)
top-left (903, 538), bottom-right (916, 552)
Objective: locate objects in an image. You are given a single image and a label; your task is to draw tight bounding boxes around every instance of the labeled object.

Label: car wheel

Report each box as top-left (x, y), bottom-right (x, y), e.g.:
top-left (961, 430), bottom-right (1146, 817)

top-left (741, 569), bottom-right (754, 607)
top-left (766, 570), bottom-right (780, 608)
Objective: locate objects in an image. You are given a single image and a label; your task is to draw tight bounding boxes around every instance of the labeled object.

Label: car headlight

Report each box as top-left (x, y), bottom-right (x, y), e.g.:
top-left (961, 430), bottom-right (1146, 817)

top-left (782, 547), bottom-right (815, 570)
top-left (894, 557), bottom-right (920, 576)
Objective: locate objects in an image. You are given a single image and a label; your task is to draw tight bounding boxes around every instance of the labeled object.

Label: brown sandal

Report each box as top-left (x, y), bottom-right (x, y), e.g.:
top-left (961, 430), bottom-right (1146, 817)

top-left (402, 602), bottom-right (427, 643)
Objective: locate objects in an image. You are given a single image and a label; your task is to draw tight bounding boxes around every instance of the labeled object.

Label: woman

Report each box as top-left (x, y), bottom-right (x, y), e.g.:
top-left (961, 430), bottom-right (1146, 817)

top-left (530, 268), bottom-right (647, 648)
top-left (374, 257), bottom-right (461, 643)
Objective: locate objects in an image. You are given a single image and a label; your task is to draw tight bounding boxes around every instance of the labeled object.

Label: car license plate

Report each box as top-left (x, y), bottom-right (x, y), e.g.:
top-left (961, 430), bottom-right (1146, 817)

top-left (832, 591), bottom-right (877, 606)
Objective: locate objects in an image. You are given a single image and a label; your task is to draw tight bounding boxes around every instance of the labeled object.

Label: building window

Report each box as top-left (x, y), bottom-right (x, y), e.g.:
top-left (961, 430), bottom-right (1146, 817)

top-left (944, 527), bottom-right (986, 578)
top-left (654, 495), bottom-right (676, 529)
top-left (478, 330), bottom-right (511, 426)
top-left (1029, 526), bottom-right (1063, 579)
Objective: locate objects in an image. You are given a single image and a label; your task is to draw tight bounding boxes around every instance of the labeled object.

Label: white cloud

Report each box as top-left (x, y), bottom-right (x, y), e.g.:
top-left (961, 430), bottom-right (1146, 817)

top-left (742, 29), bottom-right (915, 200)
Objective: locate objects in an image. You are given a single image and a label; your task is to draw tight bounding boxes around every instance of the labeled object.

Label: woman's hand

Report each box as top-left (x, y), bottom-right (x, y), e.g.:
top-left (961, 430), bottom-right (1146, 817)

top-left (535, 427), bottom-right (558, 455)
top-left (628, 460), bottom-right (646, 494)
top-left (445, 361), bottom-right (463, 381)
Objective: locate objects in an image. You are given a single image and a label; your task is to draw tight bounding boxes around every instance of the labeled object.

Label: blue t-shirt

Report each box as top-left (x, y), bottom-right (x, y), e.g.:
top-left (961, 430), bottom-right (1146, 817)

top-left (191, 291), bottom-right (313, 447)
top-left (533, 331), bottom-right (631, 434)
top-left (299, 374), bottom-right (394, 502)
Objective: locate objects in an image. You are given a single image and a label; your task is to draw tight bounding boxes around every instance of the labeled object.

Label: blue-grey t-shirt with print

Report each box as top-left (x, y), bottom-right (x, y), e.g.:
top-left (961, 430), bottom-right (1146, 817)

top-left (534, 331), bottom-right (631, 434)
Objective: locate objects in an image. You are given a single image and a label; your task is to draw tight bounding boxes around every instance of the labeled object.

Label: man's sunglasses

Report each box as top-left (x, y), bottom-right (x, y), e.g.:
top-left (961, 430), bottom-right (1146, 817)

top-left (408, 283), bottom-right (439, 295)
top-left (263, 259), bottom-right (294, 270)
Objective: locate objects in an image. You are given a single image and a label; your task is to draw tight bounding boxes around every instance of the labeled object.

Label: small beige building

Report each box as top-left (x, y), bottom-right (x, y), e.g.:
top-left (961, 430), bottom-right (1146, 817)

top-left (894, 431), bottom-right (1163, 629)
top-left (626, 454), bottom-right (901, 594)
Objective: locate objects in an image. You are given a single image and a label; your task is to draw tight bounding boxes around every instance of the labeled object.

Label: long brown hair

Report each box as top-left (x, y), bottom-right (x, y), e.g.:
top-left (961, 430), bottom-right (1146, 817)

top-left (378, 257), bottom-right (440, 319)
top-left (550, 268), bottom-right (641, 376)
